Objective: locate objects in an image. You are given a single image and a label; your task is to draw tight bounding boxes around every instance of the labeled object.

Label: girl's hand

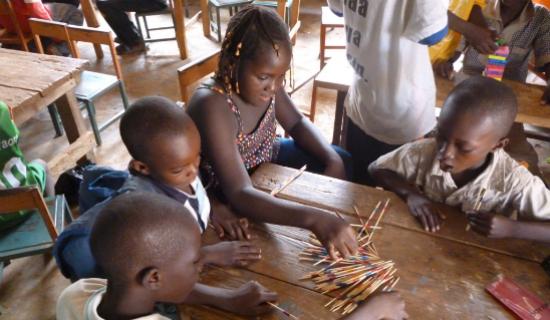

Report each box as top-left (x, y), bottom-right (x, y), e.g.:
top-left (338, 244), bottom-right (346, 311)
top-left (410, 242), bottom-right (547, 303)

top-left (222, 281), bottom-right (278, 316)
top-left (324, 156), bottom-right (347, 180)
top-left (406, 192), bottom-right (443, 233)
top-left (433, 60), bottom-right (454, 80)
top-left (201, 241), bottom-right (261, 267)
top-left (211, 202), bottom-right (252, 240)
top-left (467, 212), bottom-right (516, 238)
top-left (311, 213), bottom-right (357, 259)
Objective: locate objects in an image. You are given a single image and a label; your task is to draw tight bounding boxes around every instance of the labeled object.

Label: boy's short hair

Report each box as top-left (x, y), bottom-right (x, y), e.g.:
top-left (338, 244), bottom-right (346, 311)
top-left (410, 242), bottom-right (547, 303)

top-left (120, 96), bottom-right (196, 163)
top-left (90, 192), bottom-right (199, 281)
top-left (442, 76), bottom-right (518, 138)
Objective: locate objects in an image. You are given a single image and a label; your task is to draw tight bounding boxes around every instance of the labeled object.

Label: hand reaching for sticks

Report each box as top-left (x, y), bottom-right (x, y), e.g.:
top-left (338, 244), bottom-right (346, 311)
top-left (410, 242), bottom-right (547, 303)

top-left (222, 281), bottom-right (279, 316)
top-left (201, 241), bottom-right (261, 267)
top-left (311, 213), bottom-right (358, 260)
top-left (406, 192), bottom-right (444, 232)
top-left (466, 212), bottom-right (516, 238)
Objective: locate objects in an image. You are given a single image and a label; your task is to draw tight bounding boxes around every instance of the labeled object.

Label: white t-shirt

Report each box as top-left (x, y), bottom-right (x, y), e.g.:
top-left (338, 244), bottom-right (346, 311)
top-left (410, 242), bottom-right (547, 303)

top-left (56, 278), bottom-right (171, 320)
top-left (327, 0), bottom-right (448, 145)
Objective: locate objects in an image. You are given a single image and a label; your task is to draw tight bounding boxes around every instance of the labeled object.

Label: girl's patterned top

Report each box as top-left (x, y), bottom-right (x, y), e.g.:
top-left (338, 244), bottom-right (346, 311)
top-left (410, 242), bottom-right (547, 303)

top-left (199, 82), bottom-right (280, 192)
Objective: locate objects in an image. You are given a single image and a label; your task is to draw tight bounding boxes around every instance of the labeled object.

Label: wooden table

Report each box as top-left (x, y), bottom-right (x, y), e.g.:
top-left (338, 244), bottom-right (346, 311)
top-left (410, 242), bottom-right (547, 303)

top-left (181, 163), bottom-right (550, 319)
top-left (324, 60), bottom-right (550, 145)
top-left (0, 48), bottom-right (95, 176)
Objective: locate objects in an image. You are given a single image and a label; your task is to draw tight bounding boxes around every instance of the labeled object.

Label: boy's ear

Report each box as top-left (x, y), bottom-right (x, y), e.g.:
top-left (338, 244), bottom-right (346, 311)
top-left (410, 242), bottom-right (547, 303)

top-left (129, 159), bottom-right (151, 176)
top-left (140, 267), bottom-right (162, 290)
top-left (493, 137), bottom-right (509, 150)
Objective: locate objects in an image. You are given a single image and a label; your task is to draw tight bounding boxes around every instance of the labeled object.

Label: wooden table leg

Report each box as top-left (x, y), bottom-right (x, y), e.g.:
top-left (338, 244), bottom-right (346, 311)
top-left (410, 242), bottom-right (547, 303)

top-left (332, 89), bottom-right (347, 146)
top-left (200, 0), bottom-right (211, 38)
top-left (55, 91), bottom-right (96, 163)
top-left (173, 0), bottom-right (188, 60)
top-left (80, 0), bottom-right (104, 59)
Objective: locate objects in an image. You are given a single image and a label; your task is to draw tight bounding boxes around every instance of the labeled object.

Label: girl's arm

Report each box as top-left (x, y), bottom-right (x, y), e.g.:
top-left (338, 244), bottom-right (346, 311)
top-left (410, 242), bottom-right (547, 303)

top-left (187, 91), bottom-right (357, 259)
top-left (275, 87), bottom-right (346, 179)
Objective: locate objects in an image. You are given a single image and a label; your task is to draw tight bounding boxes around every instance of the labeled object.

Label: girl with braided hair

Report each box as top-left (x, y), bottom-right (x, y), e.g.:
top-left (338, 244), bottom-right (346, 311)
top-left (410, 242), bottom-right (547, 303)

top-left (187, 6), bottom-right (357, 260)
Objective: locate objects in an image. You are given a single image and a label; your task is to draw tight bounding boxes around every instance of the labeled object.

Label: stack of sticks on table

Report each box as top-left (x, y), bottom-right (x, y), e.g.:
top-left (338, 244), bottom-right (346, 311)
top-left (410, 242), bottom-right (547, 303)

top-left (299, 199), bottom-right (399, 315)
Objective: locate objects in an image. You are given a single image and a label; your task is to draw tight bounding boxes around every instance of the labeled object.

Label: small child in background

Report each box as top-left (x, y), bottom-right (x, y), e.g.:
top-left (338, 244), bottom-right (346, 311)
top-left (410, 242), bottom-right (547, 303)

top-left (54, 96), bottom-right (259, 281)
top-left (0, 101), bottom-right (53, 231)
top-left (369, 76), bottom-right (550, 243)
top-left (187, 6), bottom-right (357, 261)
top-left (56, 192), bottom-right (408, 320)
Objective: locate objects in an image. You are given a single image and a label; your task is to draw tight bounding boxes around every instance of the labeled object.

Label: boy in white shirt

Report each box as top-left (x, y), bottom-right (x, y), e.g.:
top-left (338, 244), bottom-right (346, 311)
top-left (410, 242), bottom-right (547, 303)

top-left (369, 76), bottom-right (550, 242)
top-left (327, 0), bottom-right (449, 184)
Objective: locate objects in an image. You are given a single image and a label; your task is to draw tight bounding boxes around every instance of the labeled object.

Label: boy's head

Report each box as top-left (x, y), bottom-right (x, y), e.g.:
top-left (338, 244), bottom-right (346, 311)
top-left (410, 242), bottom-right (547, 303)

top-left (120, 96), bottom-right (201, 190)
top-left (216, 6), bottom-right (292, 107)
top-left (437, 76), bottom-right (517, 174)
top-left (90, 192), bottom-right (203, 304)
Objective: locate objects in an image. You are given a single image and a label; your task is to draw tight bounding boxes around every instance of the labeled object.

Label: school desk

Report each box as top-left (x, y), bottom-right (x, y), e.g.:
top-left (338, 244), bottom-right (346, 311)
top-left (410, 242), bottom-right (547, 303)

top-left (181, 163), bottom-right (550, 319)
top-left (0, 48), bottom-right (96, 176)
top-left (321, 58), bottom-right (550, 146)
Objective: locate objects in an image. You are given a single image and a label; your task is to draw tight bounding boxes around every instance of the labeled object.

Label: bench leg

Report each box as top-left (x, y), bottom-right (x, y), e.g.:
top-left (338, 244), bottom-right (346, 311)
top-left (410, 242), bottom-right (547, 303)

top-left (48, 104), bottom-right (64, 137)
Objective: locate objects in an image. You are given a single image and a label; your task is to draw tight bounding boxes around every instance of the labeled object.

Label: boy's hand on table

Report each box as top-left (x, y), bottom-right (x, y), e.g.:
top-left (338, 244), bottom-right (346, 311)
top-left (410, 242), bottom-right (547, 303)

top-left (201, 241), bottom-right (261, 267)
top-left (344, 292), bottom-right (407, 320)
top-left (211, 202), bottom-right (252, 240)
top-left (311, 213), bottom-right (358, 260)
top-left (406, 192), bottom-right (443, 233)
top-left (222, 281), bottom-right (278, 316)
top-left (467, 212), bottom-right (515, 238)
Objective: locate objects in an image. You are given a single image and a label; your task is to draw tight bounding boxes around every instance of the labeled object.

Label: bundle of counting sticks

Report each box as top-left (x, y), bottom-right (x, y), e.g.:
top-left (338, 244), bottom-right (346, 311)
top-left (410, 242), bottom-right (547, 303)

top-left (299, 199), bottom-right (399, 316)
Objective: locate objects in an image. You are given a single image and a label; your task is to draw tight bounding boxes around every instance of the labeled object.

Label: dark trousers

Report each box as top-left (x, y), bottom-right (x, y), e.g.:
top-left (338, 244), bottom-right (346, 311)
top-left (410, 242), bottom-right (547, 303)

top-left (96, 0), bottom-right (167, 46)
top-left (345, 118), bottom-right (400, 186)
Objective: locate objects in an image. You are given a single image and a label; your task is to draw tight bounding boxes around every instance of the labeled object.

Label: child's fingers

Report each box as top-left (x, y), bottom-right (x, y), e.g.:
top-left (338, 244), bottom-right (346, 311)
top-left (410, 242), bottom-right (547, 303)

top-left (232, 222), bottom-right (246, 240)
top-left (213, 221), bottom-right (225, 239)
top-left (239, 218), bottom-right (249, 229)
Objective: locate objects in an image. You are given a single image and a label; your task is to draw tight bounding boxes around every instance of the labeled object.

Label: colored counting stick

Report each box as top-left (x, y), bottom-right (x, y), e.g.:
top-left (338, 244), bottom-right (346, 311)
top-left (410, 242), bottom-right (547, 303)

top-left (484, 40), bottom-right (509, 82)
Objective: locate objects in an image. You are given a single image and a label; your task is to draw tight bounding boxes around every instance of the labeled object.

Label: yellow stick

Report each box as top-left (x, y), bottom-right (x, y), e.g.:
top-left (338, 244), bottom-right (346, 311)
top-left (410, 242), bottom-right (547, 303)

top-left (271, 165), bottom-right (307, 196)
top-left (267, 302), bottom-right (300, 320)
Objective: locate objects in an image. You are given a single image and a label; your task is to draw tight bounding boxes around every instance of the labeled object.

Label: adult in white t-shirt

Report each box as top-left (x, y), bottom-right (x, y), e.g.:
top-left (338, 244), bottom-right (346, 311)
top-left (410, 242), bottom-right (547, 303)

top-left (327, 0), bottom-right (449, 184)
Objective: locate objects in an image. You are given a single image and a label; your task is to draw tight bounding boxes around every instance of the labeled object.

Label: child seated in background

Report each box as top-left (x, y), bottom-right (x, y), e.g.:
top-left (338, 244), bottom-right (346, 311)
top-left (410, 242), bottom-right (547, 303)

top-left (54, 96), bottom-right (259, 281)
top-left (57, 192), bottom-right (408, 320)
top-left (369, 76), bottom-right (550, 242)
top-left (0, 101), bottom-right (53, 231)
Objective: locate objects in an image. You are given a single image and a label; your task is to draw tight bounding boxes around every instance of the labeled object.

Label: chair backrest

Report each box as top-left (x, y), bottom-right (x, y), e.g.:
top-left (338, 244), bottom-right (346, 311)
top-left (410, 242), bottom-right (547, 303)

top-left (28, 18), bottom-right (72, 54)
top-left (0, 186), bottom-right (57, 240)
top-left (177, 50), bottom-right (220, 104)
top-left (66, 25), bottom-right (123, 80)
top-left (0, 0), bottom-right (30, 51)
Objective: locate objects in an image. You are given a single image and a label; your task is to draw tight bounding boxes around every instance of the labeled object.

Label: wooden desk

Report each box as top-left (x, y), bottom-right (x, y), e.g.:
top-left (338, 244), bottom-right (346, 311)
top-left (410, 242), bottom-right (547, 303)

top-left (0, 48), bottom-right (96, 176)
top-left (182, 164), bottom-right (550, 319)
top-left (325, 62), bottom-right (550, 144)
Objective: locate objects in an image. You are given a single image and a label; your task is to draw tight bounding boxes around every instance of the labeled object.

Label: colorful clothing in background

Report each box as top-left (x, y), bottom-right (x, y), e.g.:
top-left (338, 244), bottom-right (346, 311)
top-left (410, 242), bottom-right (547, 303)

top-left (462, 0), bottom-right (550, 82)
top-left (0, 101), bottom-right (47, 231)
top-left (430, 0), bottom-right (486, 62)
top-left (0, 0), bottom-right (51, 34)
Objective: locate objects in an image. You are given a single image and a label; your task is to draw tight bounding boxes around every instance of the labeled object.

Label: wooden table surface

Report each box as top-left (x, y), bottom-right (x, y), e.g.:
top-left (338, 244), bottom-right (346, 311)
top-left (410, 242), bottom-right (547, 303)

top-left (0, 48), bottom-right (95, 174)
top-left (181, 164), bottom-right (550, 319)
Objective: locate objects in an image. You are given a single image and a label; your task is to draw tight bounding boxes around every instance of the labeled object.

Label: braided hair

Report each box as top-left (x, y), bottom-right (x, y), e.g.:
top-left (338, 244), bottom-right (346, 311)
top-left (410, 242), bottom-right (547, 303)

top-left (214, 5), bottom-right (291, 96)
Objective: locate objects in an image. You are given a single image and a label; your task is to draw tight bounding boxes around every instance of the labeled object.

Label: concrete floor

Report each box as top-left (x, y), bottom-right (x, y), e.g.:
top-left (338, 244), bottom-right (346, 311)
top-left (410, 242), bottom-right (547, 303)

top-left (2, 1), bottom-right (550, 318)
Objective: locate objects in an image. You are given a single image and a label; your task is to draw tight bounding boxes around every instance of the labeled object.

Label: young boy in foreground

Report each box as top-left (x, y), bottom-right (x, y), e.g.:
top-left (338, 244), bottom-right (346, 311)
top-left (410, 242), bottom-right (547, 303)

top-left (56, 192), bottom-right (407, 320)
top-left (369, 76), bottom-right (550, 242)
top-left (54, 97), bottom-right (256, 281)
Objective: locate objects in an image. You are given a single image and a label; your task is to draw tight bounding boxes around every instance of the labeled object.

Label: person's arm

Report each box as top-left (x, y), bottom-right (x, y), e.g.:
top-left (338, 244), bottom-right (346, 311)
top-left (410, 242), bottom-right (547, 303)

top-left (369, 168), bottom-right (442, 232)
top-left (468, 213), bottom-right (550, 243)
top-left (275, 87), bottom-right (346, 179)
top-left (187, 91), bottom-right (357, 259)
top-left (448, 7), bottom-right (497, 54)
top-left (184, 282), bottom-right (277, 316)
